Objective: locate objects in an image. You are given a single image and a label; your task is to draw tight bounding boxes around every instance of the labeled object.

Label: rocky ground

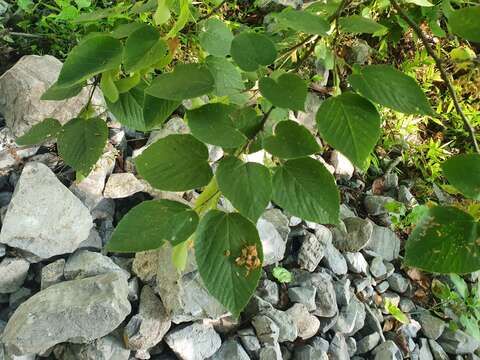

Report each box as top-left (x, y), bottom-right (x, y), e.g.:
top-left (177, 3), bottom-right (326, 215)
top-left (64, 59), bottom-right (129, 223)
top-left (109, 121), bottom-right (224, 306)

top-left (0, 55), bottom-right (479, 360)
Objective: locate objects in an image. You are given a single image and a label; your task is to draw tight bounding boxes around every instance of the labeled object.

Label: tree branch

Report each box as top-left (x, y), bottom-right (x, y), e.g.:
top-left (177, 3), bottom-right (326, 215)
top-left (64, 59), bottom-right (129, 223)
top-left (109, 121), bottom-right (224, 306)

top-left (391, 0), bottom-right (480, 153)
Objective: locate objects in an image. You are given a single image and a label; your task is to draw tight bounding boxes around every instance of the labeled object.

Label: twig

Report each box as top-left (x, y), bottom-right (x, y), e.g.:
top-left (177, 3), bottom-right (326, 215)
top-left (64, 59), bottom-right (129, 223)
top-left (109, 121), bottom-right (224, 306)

top-left (8, 32), bottom-right (43, 38)
top-left (391, 0), bottom-right (480, 153)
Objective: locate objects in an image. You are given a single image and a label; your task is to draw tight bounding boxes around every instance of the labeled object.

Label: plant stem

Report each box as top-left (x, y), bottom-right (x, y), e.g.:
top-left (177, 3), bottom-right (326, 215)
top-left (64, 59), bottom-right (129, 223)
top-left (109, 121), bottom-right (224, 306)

top-left (391, 0), bottom-right (480, 153)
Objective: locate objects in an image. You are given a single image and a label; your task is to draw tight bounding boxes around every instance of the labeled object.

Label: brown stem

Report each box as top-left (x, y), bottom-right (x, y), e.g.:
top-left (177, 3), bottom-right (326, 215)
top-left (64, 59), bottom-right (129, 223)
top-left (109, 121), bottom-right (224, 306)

top-left (391, 0), bottom-right (480, 153)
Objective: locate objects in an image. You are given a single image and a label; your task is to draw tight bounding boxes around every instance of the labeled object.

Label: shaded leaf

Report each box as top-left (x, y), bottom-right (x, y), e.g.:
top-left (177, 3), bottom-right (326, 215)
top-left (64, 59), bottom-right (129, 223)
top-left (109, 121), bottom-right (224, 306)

top-left (230, 32), bottom-right (277, 72)
top-left (205, 56), bottom-right (245, 97)
top-left (277, 8), bottom-right (330, 36)
top-left (124, 24), bottom-right (167, 72)
top-left (41, 82), bottom-right (84, 101)
top-left (442, 154), bottom-right (480, 200)
top-left (448, 6), bottom-right (480, 42)
top-left (259, 73), bottom-right (307, 111)
top-left (339, 15), bottom-right (387, 34)
top-left (199, 18), bottom-right (234, 57)
top-left (16, 118), bottom-right (62, 146)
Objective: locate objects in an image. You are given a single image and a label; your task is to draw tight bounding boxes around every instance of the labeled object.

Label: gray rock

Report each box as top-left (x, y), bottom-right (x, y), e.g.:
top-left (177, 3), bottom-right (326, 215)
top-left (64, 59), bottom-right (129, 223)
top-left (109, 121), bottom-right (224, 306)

top-left (0, 55), bottom-right (102, 138)
top-left (0, 163), bottom-right (92, 261)
top-left (293, 345), bottom-right (327, 360)
top-left (334, 278), bottom-right (351, 307)
top-left (339, 204), bottom-right (356, 220)
top-left (330, 151), bottom-right (354, 180)
top-left (382, 292), bottom-right (401, 309)
top-left (419, 338), bottom-right (433, 360)
top-left (322, 240), bottom-right (348, 276)
top-left (398, 319), bottom-right (421, 338)
top-left (311, 337), bottom-right (330, 353)
top-left (398, 185), bottom-right (417, 207)
top-left (0, 244), bottom-right (5, 258)
top-left (238, 327), bottom-right (261, 357)
top-left (364, 195), bottom-right (395, 216)
top-left (376, 281), bottom-right (390, 293)
top-left (209, 340), bottom-right (250, 360)
top-left (399, 298), bottom-right (416, 313)
top-left (264, 307), bottom-right (298, 342)
top-left (418, 313), bottom-right (446, 340)
top-left (428, 340), bottom-right (449, 360)
top-left (350, 39), bottom-right (371, 65)
top-left (333, 217), bottom-right (373, 252)
top-left (364, 306), bottom-right (386, 342)
top-left (259, 343), bottom-right (282, 360)
top-left (256, 279), bottom-right (279, 306)
top-left (438, 328), bottom-right (480, 354)
top-left (64, 250), bottom-right (129, 280)
top-left (344, 252), bottom-right (368, 274)
top-left (0, 258), bottom-right (29, 294)
top-left (347, 338), bottom-right (357, 357)
top-left (328, 333), bottom-right (349, 360)
top-left (383, 173), bottom-right (399, 191)
top-left (103, 173), bottom-right (145, 199)
top-left (349, 296), bottom-right (366, 336)
top-left (296, 93), bottom-right (322, 133)
top-left (356, 333), bottom-right (381, 355)
top-left (286, 303), bottom-right (319, 340)
top-left (252, 315), bottom-right (280, 344)
top-left (298, 231), bottom-right (328, 272)
top-left (372, 340), bottom-right (402, 360)
top-left (8, 287), bottom-right (31, 309)
top-left (370, 257), bottom-right (388, 279)
top-left (55, 335), bottom-right (130, 360)
top-left (388, 274), bottom-right (409, 293)
top-left (124, 285), bottom-right (171, 353)
top-left (365, 223), bottom-right (401, 261)
top-left (333, 295), bottom-right (363, 334)
top-left (310, 273), bottom-right (337, 318)
top-left (40, 259), bottom-right (65, 290)
top-left (2, 272), bottom-right (130, 355)
top-left (257, 209), bottom-right (290, 266)
top-left (165, 323), bottom-right (221, 360)
top-left (0, 128), bottom-right (39, 171)
top-left (288, 286), bottom-right (316, 311)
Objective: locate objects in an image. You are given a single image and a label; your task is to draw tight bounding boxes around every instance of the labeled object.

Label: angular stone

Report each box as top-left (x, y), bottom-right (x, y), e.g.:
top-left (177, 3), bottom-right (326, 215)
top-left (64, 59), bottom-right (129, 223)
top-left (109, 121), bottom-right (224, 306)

top-left (252, 315), bottom-right (280, 344)
top-left (164, 323), bottom-right (221, 360)
top-left (365, 223), bottom-right (401, 261)
top-left (0, 258), bottom-right (29, 294)
top-left (333, 217), bottom-right (373, 252)
top-left (356, 333), bottom-right (380, 355)
top-left (330, 151), bottom-right (354, 180)
top-left (103, 173), bottom-right (145, 199)
top-left (2, 272), bottom-right (130, 355)
top-left (328, 333), bottom-right (349, 360)
top-left (388, 273), bottom-right (409, 293)
top-left (438, 328), bottom-right (480, 354)
top-left (64, 250), bottom-right (129, 280)
top-left (286, 303), bottom-right (320, 340)
top-left (256, 279), bottom-right (279, 306)
top-left (293, 344), bottom-right (327, 360)
top-left (40, 259), bottom-right (65, 290)
top-left (364, 195), bottom-right (395, 216)
top-left (344, 252), bottom-right (368, 274)
top-left (298, 227), bottom-right (330, 272)
top-left (418, 312), bottom-right (446, 340)
top-left (0, 128), bottom-right (39, 171)
top-left (428, 339), bottom-right (449, 360)
top-left (0, 162), bottom-right (92, 260)
top-left (334, 278), bottom-right (351, 307)
top-left (372, 340), bottom-right (402, 360)
top-left (237, 327), bottom-right (261, 357)
top-left (370, 257), bottom-right (387, 279)
top-left (419, 338), bottom-right (434, 360)
top-left (322, 240), bottom-right (347, 276)
top-left (259, 343), bottom-right (282, 360)
top-left (288, 286), bottom-right (317, 311)
top-left (55, 335), bottom-right (130, 360)
top-left (264, 307), bottom-right (298, 342)
top-left (293, 271), bottom-right (337, 318)
top-left (210, 340), bottom-right (250, 360)
top-left (257, 209), bottom-right (290, 266)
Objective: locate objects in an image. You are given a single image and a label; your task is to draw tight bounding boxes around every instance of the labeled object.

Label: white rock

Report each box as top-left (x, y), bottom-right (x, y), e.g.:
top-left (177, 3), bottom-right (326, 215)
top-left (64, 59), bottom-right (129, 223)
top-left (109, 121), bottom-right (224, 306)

top-left (257, 209), bottom-right (290, 266)
top-left (298, 231), bottom-right (328, 272)
top-left (40, 259), bottom-right (65, 290)
top-left (54, 335), bottom-right (130, 360)
top-left (2, 272), bottom-right (131, 356)
top-left (103, 173), bottom-right (145, 199)
top-left (0, 55), bottom-right (103, 138)
top-left (64, 250), bottom-right (130, 280)
top-left (286, 303), bottom-right (320, 340)
top-left (0, 258), bottom-right (29, 294)
top-left (0, 128), bottom-right (38, 172)
top-left (330, 151), bottom-right (354, 180)
top-left (0, 162), bottom-right (92, 261)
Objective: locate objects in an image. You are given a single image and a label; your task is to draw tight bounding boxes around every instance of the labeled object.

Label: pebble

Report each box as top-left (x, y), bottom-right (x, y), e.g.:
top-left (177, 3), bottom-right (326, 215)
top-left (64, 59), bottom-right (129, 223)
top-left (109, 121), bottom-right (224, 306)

top-left (334, 278), bottom-right (351, 307)
top-left (252, 315), bottom-right (280, 344)
top-left (365, 223), bottom-right (401, 261)
top-left (364, 195), bottom-right (395, 216)
top-left (103, 173), bottom-right (145, 199)
top-left (293, 344), bottom-right (327, 360)
top-left (286, 303), bottom-right (320, 340)
top-left (256, 279), bottom-right (279, 306)
top-left (257, 209), bottom-right (290, 266)
top-left (388, 273), bottom-right (409, 293)
top-left (419, 338), bottom-right (434, 360)
top-left (370, 257), bottom-right (387, 279)
top-left (333, 217), bottom-right (373, 252)
top-left (288, 286), bottom-right (317, 311)
top-left (372, 340), bottom-right (402, 360)
top-left (298, 231), bottom-right (327, 272)
top-left (0, 258), bottom-right (29, 294)
top-left (438, 328), bottom-right (480, 354)
top-left (417, 312), bottom-right (446, 340)
top-left (328, 333), bottom-right (349, 360)
top-left (237, 327), bottom-right (261, 357)
top-left (428, 339), bottom-right (449, 360)
top-left (322, 240), bottom-right (348, 276)
top-left (210, 340), bottom-right (250, 360)
top-left (259, 343), bottom-right (283, 360)
top-left (356, 333), bottom-right (381, 355)
top-left (344, 252), bottom-right (368, 274)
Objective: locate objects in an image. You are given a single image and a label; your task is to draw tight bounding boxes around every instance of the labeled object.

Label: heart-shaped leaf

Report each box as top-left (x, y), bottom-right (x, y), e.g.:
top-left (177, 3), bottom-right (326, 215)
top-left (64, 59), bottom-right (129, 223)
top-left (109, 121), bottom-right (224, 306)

top-left (58, 117), bottom-right (108, 176)
top-left (216, 156), bottom-right (272, 222)
top-left (272, 157), bottom-right (339, 224)
top-left (105, 200), bottom-right (199, 252)
top-left (57, 35), bottom-right (123, 87)
top-left (123, 24), bottom-right (167, 72)
top-left (135, 134), bottom-right (213, 191)
top-left (145, 64), bottom-right (215, 101)
top-left (442, 154), bottom-right (480, 200)
top-left (263, 120), bottom-right (320, 159)
top-left (405, 206), bottom-right (480, 273)
top-left (316, 93), bottom-right (381, 169)
top-left (187, 103), bottom-right (246, 148)
top-left (199, 18), bottom-right (234, 57)
top-left (339, 15), bottom-right (387, 34)
top-left (41, 81), bottom-right (84, 101)
top-left (230, 32), bottom-right (277, 72)
top-left (259, 73), bottom-right (307, 111)
top-left (277, 8), bottom-right (330, 36)
top-left (195, 210), bottom-right (263, 318)
top-left (205, 56), bottom-right (245, 97)
top-left (16, 118), bottom-right (62, 146)
top-left (448, 6), bottom-right (480, 42)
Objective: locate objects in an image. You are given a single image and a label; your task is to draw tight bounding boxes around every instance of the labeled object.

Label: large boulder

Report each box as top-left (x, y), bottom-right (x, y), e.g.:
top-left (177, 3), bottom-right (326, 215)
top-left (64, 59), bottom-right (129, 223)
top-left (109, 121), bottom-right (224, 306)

top-left (0, 162), bottom-right (93, 261)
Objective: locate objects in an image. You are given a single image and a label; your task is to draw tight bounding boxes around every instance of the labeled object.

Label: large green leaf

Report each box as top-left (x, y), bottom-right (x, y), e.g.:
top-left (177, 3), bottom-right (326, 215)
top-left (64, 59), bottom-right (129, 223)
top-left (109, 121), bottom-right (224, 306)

top-left (199, 18), bottom-right (234, 57)
top-left (316, 93), bottom-right (381, 169)
top-left (259, 73), bottom-right (307, 111)
top-left (230, 32), bottom-right (277, 72)
top-left (233, 107), bottom-right (263, 139)
top-left (105, 200), bottom-right (199, 252)
top-left (195, 210), bottom-right (263, 318)
top-left (205, 56), bottom-right (245, 97)
top-left (405, 206), bottom-right (480, 273)
top-left (57, 35), bottom-right (123, 87)
top-left (442, 154), bottom-right (480, 200)
top-left (145, 64), bottom-right (215, 101)
top-left (16, 118), bottom-right (62, 146)
top-left (57, 117), bottom-right (108, 175)
top-left (123, 24), bottom-right (167, 72)
top-left (277, 8), bottom-right (330, 36)
top-left (187, 103), bottom-right (246, 148)
top-left (135, 134), bottom-right (213, 191)
top-left (339, 15), bottom-right (387, 34)
top-left (216, 156), bottom-right (272, 222)
top-left (349, 65), bottom-right (433, 115)
top-left (41, 82), bottom-right (84, 101)
top-left (263, 120), bottom-right (320, 159)
top-left (448, 6), bottom-right (480, 42)
top-left (143, 95), bottom-right (180, 129)
top-left (272, 157), bottom-right (339, 224)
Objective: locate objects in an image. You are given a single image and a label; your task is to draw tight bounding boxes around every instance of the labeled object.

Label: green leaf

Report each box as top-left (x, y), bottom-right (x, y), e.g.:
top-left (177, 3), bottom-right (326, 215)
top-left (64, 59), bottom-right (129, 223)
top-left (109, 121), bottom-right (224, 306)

top-left (115, 73), bottom-right (141, 93)
top-left (404, 206), bottom-right (480, 274)
top-left (349, 65), bottom-right (433, 115)
top-left (449, 274), bottom-right (469, 299)
top-left (216, 156), bottom-right (272, 222)
top-left (230, 32), bottom-right (277, 72)
top-left (195, 210), bottom-right (263, 318)
top-left (41, 82), bottom-right (84, 101)
top-left (172, 240), bottom-right (190, 271)
top-left (135, 134), bottom-right (213, 191)
top-left (73, 8), bottom-right (118, 23)
top-left (100, 71), bottom-right (119, 103)
top-left (407, 0), bottom-right (433, 6)
top-left (277, 8), bottom-right (330, 36)
top-left (153, 0), bottom-right (170, 25)
top-left (111, 23), bottom-right (145, 39)
top-left (272, 267), bottom-right (293, 284)
top-left (272, 157), bottom-right (339, 224)
top-left (145, 64), bottom-right (215, 101)
top-left (259, 73), bottom-right (307, 111)
top-left (205, 56), bottom-right (245, 97)
top-left (316, 93), bottom-right (381, 169)
top-left (448, 6), bottom-right (480, 42)
top-left (57, 117), bottom-right (108, 176)
top-left (233, 107), bottom-right (263, 139)
top-left (442, 154), bottom-right (480, 200)
top-left (143, 95), bottom-right (180, 129)
top-left (57, 35), bottom-right (123, 87)
top-left (187, 103), bottom-right (247, 148)
top-left (199, 18), bottom-right (234, 57)
top-left (124, 24), bottom-right (167, 72)
top-left (339, 15), bottom-right (387, 34)
top-left (105, 200), bottom-right (199, 252)
top-left (385, 299), bottom-right (409, 324)
top-left (16, 118), bottom-right (62, 146)
top-left (263, 120), bottom-right (320, 159)
top-left (106, 84), bottom-right (145, 130)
